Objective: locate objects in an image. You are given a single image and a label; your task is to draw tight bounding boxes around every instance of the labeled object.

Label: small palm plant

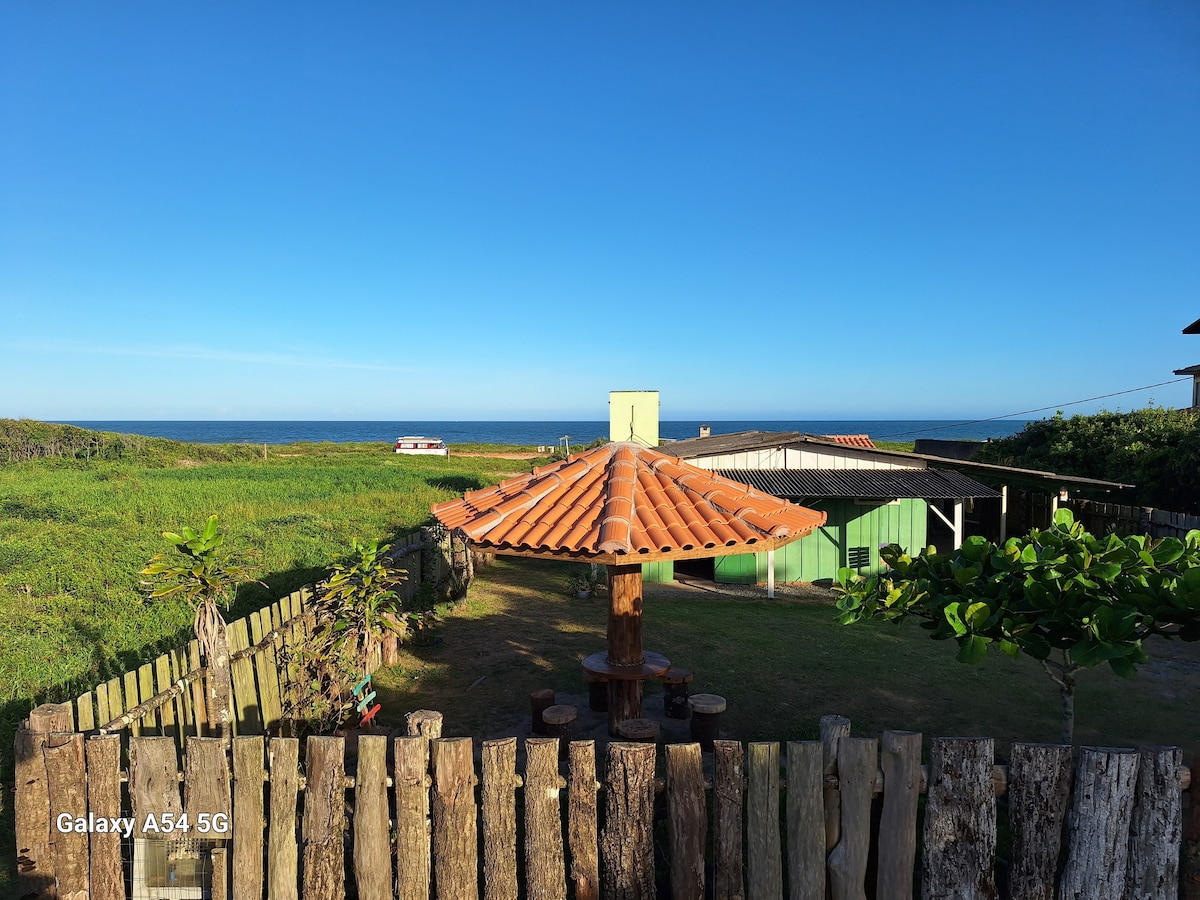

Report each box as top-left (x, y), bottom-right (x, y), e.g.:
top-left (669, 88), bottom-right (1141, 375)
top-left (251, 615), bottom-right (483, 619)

top-left (141, 515), bottom-right (260, 738)
top-left (316, 538), bottom-right (411, 675)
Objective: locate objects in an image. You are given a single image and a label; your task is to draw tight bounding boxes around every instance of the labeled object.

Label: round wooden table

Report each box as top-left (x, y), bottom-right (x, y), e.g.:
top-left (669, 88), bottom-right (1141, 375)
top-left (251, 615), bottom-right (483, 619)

top-left (581, 650), bottom-right (671, 734)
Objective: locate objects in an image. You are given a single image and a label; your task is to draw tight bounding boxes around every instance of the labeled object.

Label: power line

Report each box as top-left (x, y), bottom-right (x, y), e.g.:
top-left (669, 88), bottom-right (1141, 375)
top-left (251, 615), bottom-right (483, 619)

top-left (876, 377), bottom-right (1191, 439)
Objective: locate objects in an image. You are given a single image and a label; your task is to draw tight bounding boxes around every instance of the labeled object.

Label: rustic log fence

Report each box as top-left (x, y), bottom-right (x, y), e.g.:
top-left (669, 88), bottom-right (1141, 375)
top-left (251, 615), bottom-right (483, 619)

top-left (13, 707), bottom-right (1194, 899)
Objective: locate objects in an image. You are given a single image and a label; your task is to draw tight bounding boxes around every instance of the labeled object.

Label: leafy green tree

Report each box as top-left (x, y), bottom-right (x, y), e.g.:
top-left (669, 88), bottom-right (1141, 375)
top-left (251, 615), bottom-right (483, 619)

top-left (834, 510), bottom-right (1200, 742)
top-left (141, 515), bottom-right (260, 737)
top-left (975, 406), bottom-right (1200, 513)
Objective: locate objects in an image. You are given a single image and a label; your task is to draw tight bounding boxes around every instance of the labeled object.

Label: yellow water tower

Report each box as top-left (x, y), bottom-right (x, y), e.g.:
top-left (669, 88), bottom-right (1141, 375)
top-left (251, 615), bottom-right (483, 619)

top-left (609, 391), bottom-right (660, 447)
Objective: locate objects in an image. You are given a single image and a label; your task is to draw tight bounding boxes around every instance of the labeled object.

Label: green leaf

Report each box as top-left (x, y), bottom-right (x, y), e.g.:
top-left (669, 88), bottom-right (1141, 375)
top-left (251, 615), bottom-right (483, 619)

top-left (965, 601), bottom-right (990, 629)
top-left (956, 634), bottom-right (989, 664)
top-left (1088, 562), bottom-right (1122, 581)
top-left (943, 603), bottom-right (968, 637)
top-left (202, 514), bottom-right (219, 542)
top-left (162, 532), bottom-right (184, 546)
top-left (998, 639), bottom-right (1021, 659)
top-left (1108, 656), bottom-right (1137, 678)
top-left (1053, 508), bottom-right (1075, 528)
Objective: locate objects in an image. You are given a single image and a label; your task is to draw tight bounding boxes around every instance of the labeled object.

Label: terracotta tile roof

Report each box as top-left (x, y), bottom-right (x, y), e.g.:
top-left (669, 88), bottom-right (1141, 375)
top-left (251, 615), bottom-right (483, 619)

top-left (431, 442), bottom-right (827, 562)
top-left (822, 434), bottom-right (876, 449)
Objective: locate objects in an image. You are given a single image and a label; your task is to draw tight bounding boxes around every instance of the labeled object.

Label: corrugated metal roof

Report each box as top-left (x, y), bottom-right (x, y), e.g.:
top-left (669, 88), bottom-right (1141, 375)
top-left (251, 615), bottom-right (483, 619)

top-left (715, 468), bottom-right (1002, 500)
top-left (659, 430), bottom-right (803, 458)
top-left (431, 442), bottom-right (827, 562)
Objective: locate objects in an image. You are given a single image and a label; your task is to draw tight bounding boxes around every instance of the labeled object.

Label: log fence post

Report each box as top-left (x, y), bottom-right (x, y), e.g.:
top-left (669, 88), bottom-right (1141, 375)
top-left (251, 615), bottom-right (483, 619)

top-left (524, 737), bottom-right (567, 900)
top-left (1059, 747), bottom-right (1140, 900)
top-left (569, 740), bottom-right (601, 900)
top-left (666, 742), bottom-right (706, 900)
top-left (1008, 743), bottom-right (1073, 900)
top-left (713, 740), bottom-right (746, 900)
top-left (921, 737), bottom-right (996, 900)
top-left (431, 737), bottom-right (479, 900)
top-left (482, 737), bottom-right (518, 900)
top-left (601, 741), bottom-right (657, 900)
top-left (786, 740), bottom-right (824, 900)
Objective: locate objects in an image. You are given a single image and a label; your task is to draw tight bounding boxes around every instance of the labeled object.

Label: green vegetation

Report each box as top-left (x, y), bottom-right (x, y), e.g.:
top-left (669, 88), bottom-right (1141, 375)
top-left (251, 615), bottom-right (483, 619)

top-left (873, 439), bottom-right (916, 452)
top-left (834, 509), bottom-right (1200, 741)
top-left (975, 406), bottom-right (1200, 513)
top-left (0, 424), bottom-right (528, 714)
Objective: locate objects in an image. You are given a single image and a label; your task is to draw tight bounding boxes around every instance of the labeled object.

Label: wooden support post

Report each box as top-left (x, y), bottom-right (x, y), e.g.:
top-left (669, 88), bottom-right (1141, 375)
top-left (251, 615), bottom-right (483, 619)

top-left (1008, 743), bottom-right (1073, 900)
top-left (1127, 746), bottom-right (1183, 900)
top-left (746, 742), bottom-right (783, 898)
top-left (395, 736), bottom-right (432, 900)
top-left (1059, 747), bottom-right (1140, 899)
top-left (569, 741), bottom-right (600, 900)
top-left (601, 742), bottom-right (657, 900)
top-left (233, 737), bottom-right (265, 900)
top-left (355, 735), bottom-right (393, 900)
top-left (44, 733), bottom-right (88, 899)
top-left (87, 734), bottom-right (124, 900)
top-left (786, 741), bottom-right (825, 900)
top-left (524, 738), bottom-right (567, 900)
top-left (302, 736), bottom-right (346, 900)
top-left (482, 738), bottom-right (518, 900)
top-left (431, 737), bottom-right (479, 900)
top-left (921, 737), bottom-right (996, 900)
top-left (211, 847), bottom-right (229, 900)
top-left (268, 737), bottom-right (300, 900)
top-left (713, 740), bottom-right (746, 900)
top-left (606, 564), bottom-right (645, 730)
top-left (767, 549), bottom-right (775, 599)
top-left (666, 743), bottom-right (706, 900)
top-left (1000, 484), bottom-right (1009, 542)
top-left (827, 737), bottom-right (876, 900)
top-left (820, 714), bottom-right (851, 854)
top-left (14, 703), bottom-right (72, 897)
top-left (952, 499), bottom-right (964, 549)
top-left (875, 731), bottom-right (921, 900)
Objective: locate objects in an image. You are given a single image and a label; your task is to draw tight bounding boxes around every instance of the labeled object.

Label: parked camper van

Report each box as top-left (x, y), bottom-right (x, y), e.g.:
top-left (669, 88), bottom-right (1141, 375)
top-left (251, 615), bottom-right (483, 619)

top-left (394, 436), bottom-right (449, 456)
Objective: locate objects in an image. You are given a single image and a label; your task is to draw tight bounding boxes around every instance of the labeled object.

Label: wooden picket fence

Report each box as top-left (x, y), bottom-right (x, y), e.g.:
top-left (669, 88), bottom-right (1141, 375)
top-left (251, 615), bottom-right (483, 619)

top-left (1064, 498), bottom-right (1200, 541)
top-left (13, 710), bottom-right (1191, 899)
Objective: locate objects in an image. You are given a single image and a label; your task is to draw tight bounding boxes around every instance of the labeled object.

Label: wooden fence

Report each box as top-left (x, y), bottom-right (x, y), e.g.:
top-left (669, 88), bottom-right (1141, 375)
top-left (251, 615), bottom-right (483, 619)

top-left (1064, 498), bottom-right (1200, 541)
top-left (13, 711), bottom-right (1191, 899)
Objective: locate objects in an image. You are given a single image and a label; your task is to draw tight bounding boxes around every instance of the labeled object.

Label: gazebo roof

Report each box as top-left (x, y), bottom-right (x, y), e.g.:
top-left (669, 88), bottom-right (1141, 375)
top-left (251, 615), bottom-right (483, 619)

top-left (431, 441), bottom-right (827, 564)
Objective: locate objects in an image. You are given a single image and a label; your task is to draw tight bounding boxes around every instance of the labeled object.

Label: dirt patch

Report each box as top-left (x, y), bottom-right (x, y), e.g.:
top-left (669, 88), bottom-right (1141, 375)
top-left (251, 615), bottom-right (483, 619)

top-left (176, 459), bottom-right (203, 467)
top-left (452, 452), bottom-right (543, 460)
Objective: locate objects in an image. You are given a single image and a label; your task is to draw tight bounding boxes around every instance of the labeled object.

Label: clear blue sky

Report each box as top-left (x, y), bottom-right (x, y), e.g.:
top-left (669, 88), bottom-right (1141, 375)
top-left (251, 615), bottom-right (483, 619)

top-left (2, 2), bottom-right (1198, 420)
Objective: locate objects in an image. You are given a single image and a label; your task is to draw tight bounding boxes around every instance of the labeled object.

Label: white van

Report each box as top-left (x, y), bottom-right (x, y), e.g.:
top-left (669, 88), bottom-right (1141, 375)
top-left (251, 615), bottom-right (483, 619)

top-left (394, 436), bottom-right (449, 456)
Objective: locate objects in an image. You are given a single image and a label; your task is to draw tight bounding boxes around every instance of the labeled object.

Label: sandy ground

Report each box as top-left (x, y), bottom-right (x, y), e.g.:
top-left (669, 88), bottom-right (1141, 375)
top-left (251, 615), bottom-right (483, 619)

top-left (451, 451), bottom-right (544, 460)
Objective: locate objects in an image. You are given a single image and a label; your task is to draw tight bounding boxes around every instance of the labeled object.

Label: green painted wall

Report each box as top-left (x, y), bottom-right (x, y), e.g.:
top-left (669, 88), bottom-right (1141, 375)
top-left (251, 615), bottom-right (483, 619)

top-left (713, 498), bottom-right (927, 584)
top-left (642, 560), bottom-right (674, 583)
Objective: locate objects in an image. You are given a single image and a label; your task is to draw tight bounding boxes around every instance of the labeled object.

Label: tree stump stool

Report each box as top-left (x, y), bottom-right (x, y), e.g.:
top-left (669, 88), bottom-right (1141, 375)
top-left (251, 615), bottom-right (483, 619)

top-left (616, 717), bottom-right (660, 744)
top-left (542, 705), bottom-right (577, 759)
top-left (688, 694), bottom-right (726, 752)
top-left (584, 672), bottom-right (608, 712)
top-left (530, 689), bottom-right (555, 736)
top-left (661, 668), bottom-right (694, 719)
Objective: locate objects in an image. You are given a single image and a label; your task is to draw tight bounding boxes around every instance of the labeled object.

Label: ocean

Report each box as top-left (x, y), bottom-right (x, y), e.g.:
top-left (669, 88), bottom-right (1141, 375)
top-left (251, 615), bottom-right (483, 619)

top-left (60, 419), bottom-right (1033, 446)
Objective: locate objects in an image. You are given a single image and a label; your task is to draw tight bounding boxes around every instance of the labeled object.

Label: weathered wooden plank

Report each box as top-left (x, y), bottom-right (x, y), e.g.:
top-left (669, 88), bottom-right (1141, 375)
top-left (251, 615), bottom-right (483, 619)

top-left (921, 737), bottom-right (995, 900)
top-left (786, 740), bottom-right (825, 900)
top-left (189, 641), bottom-right (209, 736)
top-left (15, 703), bottom-right (72, 896)
top-left (95, 680), bottom-right (112, 728)
top-left (1008, 742), bottom-right (1073, 900)
top-left (569, 740), bottom-right (600, 900)
top-left (184, 735), bottom-right (231, 876)
top-left (482, 737), bottom-right (518, 900)
top-left (747, 742), bottom-right (783, 899)
top-left (250, 610), bottom-right (284, 731)
top-left (268, 737), bottom-right (300, 900)
top-left (828, 737), bottom-right (876, 900)
top-left (1127, 746), bottom-right (1183, 900)
top-left (124, 670), bottom-right (142, 736)
top-left (211, 846), bottom-right (229, 900)
top-left (154, 653), bottom-right (177, 743)
top-left (667, 742), bottom-right (706, 900)
top-left (432, 737), bottom-right (479, 900)
top-left (233, 736), bottom-right (265, 900)
top-left (525, 737), bottom-right (567, 900)
top-left (87, 734), bottom-right (124, 900)
top-left (350, 734), bottom-right (392, 900)
top-left (302, 736), bottom-right (346, 899)
top-left (138, 662), bottom-right (157, 734)
top-left (1059, 747), bottom-right (1140, 899)
top-left (227, 616), bottom-right (261, 735)
top-left (75, 692), bottom-right (95, 733)
top-left (395, 736), bottom-right (432, 900)
top-left (44, 733), bottom-right (89, 898)
top-left (105, 675), bottom-right (124, 725)
top-left (602, 742), bottom-right (657, 900)
top-left (171, 645), bottom-right (195, 734)
top-left (820, 714), bottom-right (851, 854)
top-left (130, 736), bottom-right (184, 839)
top-left (713, 740), bottom-right (746, 900)
top-left (875, 731), bottom-right (921, 900)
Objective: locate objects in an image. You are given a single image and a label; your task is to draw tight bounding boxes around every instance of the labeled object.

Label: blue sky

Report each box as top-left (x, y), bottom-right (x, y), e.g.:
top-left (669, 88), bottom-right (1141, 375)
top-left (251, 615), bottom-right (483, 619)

top-left (2, 2), bottom-right (1198, 420)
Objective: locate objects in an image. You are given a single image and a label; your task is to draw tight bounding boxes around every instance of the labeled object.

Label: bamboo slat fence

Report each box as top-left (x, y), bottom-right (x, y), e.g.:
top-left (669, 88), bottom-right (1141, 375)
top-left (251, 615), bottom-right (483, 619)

top-left (13, 709), bottom-right (1193, 899)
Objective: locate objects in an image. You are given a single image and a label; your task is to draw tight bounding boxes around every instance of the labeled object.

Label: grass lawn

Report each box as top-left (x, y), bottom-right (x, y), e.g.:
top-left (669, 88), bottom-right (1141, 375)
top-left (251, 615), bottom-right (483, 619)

top-left (376, 557), bottom-right (1200, 754)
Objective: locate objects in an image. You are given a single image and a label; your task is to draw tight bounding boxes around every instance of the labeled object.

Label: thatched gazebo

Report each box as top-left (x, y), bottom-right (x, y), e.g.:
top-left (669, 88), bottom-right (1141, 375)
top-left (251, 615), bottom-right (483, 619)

top-left (432, 442), bottom-right (826, 730)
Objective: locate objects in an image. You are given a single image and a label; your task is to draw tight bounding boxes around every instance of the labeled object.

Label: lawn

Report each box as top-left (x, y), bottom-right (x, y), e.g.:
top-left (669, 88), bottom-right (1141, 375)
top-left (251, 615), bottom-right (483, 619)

top-left (376, 556), bottom-right (1200, 754)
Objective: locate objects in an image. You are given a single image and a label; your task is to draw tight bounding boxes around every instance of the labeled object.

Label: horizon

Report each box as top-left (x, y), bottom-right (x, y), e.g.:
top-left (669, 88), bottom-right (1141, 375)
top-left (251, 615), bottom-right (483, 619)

top-left (3, 3), bottom-right (1198, 420)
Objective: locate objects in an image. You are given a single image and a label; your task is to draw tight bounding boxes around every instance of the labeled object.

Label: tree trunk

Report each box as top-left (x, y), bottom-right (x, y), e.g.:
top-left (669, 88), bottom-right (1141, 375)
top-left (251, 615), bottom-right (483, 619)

top-left (205, 605), bottom-right (233, 738)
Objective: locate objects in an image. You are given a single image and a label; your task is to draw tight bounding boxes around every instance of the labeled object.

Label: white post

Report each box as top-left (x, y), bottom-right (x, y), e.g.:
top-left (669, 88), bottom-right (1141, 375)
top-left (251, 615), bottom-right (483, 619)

top-left (1000, 484), bottom-right (1008, 542)
top-left (953, 499), bottom-right (964, 549)
top-left (1050, 491), bottom-right (1058, 523)
top-left (767, 549), bottom-right (775, 599)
